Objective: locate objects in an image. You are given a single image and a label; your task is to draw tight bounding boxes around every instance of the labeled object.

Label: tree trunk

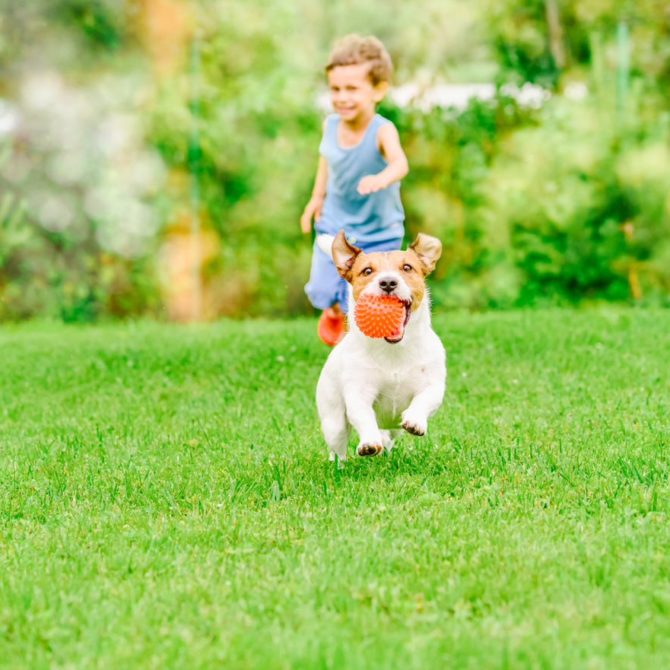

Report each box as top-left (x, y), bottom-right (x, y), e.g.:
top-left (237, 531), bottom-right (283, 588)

top-left (545, 0), bottom-right (566, 69)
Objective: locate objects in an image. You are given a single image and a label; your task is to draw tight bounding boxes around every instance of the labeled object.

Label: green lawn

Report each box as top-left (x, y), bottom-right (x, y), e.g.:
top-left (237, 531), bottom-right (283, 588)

top-left (1, 310), bottom-right (669, 669)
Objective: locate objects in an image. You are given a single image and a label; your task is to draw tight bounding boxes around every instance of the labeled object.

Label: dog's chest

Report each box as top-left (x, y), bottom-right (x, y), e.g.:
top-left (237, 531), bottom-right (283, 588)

top-left (371, 361), bottom-right (430, 425)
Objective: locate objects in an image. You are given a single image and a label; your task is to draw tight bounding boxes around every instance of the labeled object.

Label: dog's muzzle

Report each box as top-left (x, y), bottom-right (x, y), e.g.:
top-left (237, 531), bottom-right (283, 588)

top-left (384, 299), bottom-right (412, 344)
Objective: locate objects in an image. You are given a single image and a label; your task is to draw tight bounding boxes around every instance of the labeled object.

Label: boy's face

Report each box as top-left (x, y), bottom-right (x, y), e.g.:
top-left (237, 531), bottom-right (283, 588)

top-left (327, 63), bottom-right (388, 124)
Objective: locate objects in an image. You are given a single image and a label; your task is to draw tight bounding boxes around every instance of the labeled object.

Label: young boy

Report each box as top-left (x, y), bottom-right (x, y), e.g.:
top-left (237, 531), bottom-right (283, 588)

top-left (301, 34), bottom-right (409, 346)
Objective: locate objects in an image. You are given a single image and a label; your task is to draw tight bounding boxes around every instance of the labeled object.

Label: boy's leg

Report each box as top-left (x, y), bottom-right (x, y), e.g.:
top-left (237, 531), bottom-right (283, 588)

top-left (305, 240), bottom-right (346, 310)
top-left (305, 241), bottom-right (348, 346)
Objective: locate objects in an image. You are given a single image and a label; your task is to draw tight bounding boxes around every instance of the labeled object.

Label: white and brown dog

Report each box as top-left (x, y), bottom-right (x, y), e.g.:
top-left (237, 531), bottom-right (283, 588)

top-left (316, 230), bottom-right (446, 462)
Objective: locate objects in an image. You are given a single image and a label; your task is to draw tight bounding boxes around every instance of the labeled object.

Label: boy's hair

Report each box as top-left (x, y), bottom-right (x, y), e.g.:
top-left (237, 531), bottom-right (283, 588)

top-left (325, 34), bottom-right (393, 86)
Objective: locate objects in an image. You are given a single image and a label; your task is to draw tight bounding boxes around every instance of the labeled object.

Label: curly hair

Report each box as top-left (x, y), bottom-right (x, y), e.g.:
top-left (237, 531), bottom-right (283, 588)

top-left (325, 34), bottom-right (393, 85)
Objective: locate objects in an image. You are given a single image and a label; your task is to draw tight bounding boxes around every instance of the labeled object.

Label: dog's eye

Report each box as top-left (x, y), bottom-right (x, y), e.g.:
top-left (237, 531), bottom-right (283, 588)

top-left (361, 267), bottom-right (373, 276)
top-left (402, 264), bottom-right (413, 272)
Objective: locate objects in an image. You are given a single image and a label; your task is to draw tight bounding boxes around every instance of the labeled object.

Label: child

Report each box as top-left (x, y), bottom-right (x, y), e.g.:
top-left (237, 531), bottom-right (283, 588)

top-left (301, 34), bottom-right (409, 346)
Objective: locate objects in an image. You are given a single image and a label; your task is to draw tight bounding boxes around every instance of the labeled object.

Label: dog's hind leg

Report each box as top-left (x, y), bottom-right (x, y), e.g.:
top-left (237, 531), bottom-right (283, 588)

top-left (322, 413), bottom-right (349, 463)
top-left (317, 375), bottom-right (349, 463)
top-left (380, 430), bottom-right (402, 452)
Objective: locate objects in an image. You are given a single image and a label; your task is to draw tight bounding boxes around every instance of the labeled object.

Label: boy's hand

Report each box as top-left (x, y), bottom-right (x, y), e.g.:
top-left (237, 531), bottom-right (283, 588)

top-left (357, 174), bottom-right (388, 195)
top-left (300, 196), bottom-right (323, 234)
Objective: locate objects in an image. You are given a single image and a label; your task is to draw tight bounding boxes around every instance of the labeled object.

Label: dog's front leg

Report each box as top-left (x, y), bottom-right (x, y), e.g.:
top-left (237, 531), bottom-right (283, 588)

top-left (401, 381), bottom-right (445, 437)
top-left (344, 392), bottom-right (384, 456)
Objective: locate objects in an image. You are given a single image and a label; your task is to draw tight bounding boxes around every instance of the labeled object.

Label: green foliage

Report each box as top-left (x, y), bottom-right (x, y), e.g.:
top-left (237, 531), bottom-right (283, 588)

top-left (1, 0), bottom-right (670, 318)
top-left (0, 193), bottom-right (29, 268)
top-left (484, 0), bottom-right (561, 86)
top-left (476, 57), bottom-right (670, 307)
top-left (53, 0), bottom-right (127, 50)
top-left (0, 135), bottom-right (162, 321)
top-left (1, 311), bottom-right (670, 666)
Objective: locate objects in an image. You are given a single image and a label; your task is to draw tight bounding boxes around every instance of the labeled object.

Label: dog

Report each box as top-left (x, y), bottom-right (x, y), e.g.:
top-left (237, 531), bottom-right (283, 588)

top-left (316, 230), bottom-right (446, 462)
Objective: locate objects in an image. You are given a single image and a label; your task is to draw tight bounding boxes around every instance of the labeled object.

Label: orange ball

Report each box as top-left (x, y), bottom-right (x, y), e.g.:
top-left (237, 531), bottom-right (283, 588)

top-left (354, 294), bottom-right (406, 339)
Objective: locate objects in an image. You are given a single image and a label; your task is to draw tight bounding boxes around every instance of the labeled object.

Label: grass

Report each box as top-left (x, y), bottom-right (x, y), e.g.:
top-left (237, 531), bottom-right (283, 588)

top-left (0, 309), bottom-right (669, 669)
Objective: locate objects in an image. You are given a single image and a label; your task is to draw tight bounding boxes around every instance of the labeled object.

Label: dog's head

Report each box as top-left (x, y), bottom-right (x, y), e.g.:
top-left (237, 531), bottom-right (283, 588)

top-left (331, 230), bottom-right (442, 343)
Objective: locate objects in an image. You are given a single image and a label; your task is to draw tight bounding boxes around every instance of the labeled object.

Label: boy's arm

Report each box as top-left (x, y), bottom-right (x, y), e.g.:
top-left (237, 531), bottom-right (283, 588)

top-left (301, 156), bottom-right (329, 233)
top-left (358, 123), bottom-right (409, 195)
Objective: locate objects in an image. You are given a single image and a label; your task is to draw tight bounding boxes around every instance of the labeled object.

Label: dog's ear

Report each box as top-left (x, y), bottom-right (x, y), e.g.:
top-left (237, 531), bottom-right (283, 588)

top-left (331, 230), bottom-right (362, 281)
top-left (409, 233), bottom-right (442, 275)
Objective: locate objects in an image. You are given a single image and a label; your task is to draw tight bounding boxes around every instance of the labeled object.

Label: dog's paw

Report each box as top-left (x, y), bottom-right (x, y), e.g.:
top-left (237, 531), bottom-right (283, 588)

top-left (401, 411), bottom-right (427, 436)
top-left (356, 442), bottom-right (384, 457)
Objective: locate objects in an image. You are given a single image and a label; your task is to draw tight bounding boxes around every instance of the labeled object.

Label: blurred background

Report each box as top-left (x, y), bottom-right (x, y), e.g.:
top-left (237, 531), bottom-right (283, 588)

top-left (1, 0), bottom-right (669, 322)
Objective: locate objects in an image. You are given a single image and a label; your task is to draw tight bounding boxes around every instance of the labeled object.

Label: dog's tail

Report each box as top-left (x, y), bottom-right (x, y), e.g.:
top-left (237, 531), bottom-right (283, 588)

top-left (316, 234), bottom-right (335, 259)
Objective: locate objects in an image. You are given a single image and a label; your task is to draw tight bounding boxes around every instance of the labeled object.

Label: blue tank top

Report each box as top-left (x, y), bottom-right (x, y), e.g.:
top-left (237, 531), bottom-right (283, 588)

top-left (316, 113), bottom-right (404, 245)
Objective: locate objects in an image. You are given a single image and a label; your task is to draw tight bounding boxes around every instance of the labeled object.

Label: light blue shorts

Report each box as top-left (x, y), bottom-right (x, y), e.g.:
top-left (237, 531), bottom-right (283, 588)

top-left (305, 236), bottom-right (404, 314)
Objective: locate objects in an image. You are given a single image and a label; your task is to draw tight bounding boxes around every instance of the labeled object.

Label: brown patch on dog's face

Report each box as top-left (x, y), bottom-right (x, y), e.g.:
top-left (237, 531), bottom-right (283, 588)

top-left (349, 250), bottom-right (427, 310)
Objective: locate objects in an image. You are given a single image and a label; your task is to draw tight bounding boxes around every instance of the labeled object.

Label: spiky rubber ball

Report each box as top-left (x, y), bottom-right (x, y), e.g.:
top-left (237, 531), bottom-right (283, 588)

top-left (354, 294), bottom-right (406, 339)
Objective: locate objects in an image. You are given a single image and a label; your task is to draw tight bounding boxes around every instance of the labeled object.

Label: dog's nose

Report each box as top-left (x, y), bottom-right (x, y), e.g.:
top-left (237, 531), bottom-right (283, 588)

top-left (379, 277), bottom-right (398, 293)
